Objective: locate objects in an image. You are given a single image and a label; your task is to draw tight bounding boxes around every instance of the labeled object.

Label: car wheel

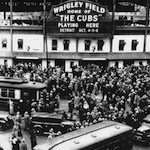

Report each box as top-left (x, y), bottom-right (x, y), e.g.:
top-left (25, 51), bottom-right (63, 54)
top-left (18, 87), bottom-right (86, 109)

top-left (34, 126), bottom-right (43, 135)
top-left (2, 124), bottom-right (7, 130)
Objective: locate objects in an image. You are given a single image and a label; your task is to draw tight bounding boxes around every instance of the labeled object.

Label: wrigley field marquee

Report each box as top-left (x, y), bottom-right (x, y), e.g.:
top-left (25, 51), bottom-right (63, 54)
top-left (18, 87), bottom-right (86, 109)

top-left (47, 0), bottom-right (112, 34)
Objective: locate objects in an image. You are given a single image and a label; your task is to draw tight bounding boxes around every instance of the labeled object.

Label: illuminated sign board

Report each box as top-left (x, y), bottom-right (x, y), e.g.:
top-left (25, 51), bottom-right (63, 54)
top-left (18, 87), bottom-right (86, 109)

top-left (46, 0), bottom-right (112, 34)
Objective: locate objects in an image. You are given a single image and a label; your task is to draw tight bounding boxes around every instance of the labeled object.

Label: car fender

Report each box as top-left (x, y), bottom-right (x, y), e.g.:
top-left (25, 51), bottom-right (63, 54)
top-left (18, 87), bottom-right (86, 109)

top-left (34, 124), bottom-right (43, 129)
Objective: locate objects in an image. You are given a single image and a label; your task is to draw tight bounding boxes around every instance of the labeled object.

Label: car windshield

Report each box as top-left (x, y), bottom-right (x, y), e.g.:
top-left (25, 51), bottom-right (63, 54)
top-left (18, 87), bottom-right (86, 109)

top-left (0, 117), bottom-right (5, 120)
top-left (143, 120), bottom-right (150, 124)
top-left (32, 116), bottom-right (62, 123)
top-left (142, 121), bottom-right (150, 128)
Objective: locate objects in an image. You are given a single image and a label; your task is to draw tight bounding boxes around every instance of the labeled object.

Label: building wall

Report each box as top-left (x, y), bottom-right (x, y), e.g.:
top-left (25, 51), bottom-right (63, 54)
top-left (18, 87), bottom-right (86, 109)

top-left (0, 58), bottom-right (12, 67)
top-left (0, 29), bottom-right (149, 70)
top-left (146, 35), bottom-right (150, 52)
top-left (13, 32), bottom-right (43, 52)
top-left (0, 31), bottom-right (11, 51)
top-left (113, 35), bottom-right (144, 52)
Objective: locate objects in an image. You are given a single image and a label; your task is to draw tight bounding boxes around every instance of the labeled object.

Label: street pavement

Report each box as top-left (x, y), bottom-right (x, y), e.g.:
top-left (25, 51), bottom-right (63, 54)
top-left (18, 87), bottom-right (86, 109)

top-left (0, 93), bottom-right (132, 150)
top-left (0, 97), bottom-right (74, 150)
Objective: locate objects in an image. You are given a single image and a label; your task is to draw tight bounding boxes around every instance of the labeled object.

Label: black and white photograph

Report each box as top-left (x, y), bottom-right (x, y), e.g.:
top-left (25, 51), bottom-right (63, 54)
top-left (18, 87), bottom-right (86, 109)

top-left (0, 0), bottom-right (150, 150)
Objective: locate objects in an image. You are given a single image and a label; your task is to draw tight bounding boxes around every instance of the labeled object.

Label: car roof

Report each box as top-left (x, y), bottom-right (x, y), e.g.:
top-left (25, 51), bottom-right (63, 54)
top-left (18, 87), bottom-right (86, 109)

top-left (0, 114), bottom-right (8, 118)
top-left (143, 115), bottom-right (150, 123)
top-left (32, 112), bottom-right (63, 119)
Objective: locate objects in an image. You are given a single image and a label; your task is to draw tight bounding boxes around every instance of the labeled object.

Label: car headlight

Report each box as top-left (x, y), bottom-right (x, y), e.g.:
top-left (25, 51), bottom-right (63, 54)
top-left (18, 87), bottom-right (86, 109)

top-left (147, 134), bottom-right (150, 137)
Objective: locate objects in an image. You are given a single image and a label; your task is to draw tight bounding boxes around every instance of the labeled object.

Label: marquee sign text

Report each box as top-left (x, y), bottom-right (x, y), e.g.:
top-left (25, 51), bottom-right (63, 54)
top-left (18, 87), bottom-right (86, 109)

top-left (47, 1), bottom-right (111, 34)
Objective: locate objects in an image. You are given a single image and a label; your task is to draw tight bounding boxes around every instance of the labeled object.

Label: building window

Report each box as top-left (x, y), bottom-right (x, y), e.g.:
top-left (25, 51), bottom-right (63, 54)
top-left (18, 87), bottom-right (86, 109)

top-left (52, 39), bottom-right (57, 50)
top-left (18, 39), bottom-right (23, 49)
top-left (85, 40), bottom-right (91, 51)
top-left (70, 61), bottom-right (74, 68)
top-left (2, 39), bottom-right (7, 48)
top-left (115, 61), bottom-right (119, 67)
top-left (4, 60), bottom-right (7, 66)
top-left (63, 40), bottom-right (70, 50)
top-left (8, 89), bottom-right (15, 98)
top-left (97, 40), bottom-right (104, 51)
top-left (1, 89), bottom-right (7, 97)
top-left (119, 40), bottom-right (126, 51)
top-left (132, 40), bottom-right (138, 51)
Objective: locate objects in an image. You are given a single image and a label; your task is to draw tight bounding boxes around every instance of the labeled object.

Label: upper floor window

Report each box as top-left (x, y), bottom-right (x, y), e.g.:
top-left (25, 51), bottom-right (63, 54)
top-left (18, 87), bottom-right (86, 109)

top-left (131, 40), bottom-right (138, 51)
top-left (97, 40), bottom-right (104, 51)
top-left (85, 40), bottom-right (91, 51)
top-left (63, 40), bottom-right (70, 50)
top-left (18, 39), bottom-right (23, 49)
top-left (52, 39), bottom-right (57, 50)
top-left (119, 40), bottom-right (126, 51)
top-left (2, 39), bottom-right (7, 48)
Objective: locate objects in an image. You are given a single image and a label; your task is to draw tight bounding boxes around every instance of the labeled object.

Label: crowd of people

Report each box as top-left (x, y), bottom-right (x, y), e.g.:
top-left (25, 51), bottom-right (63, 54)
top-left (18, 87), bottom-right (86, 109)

top-left (10, 110), bottom-right (37, 150)
top-left (1, 62), bottom-right (150, 148)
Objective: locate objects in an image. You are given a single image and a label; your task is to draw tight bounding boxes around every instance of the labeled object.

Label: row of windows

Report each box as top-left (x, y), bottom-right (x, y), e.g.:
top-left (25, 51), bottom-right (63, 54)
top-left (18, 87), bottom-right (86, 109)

top-left (52, 39), bottom-right (104, 51)
top-left (1, 39), bottom-right (104, 51)
top-left (119, 39), bottom-right (139, 51)
top-left (1, 38), bottom-right (139, 51)
top-left (2, 39), bottom-right (23, 49)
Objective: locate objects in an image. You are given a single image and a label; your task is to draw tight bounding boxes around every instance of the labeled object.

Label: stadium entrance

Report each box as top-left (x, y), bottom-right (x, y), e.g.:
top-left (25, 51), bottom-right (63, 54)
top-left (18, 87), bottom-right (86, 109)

top-left (79, 60), bottom-right (108, 69)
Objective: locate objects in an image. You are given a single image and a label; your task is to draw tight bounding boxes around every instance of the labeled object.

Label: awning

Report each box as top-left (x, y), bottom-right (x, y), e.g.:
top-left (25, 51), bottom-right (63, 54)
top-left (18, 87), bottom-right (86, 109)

top-left (15, 56), bottom-right (39, 60)
top-left (82, 58), bottom-right (106, 61)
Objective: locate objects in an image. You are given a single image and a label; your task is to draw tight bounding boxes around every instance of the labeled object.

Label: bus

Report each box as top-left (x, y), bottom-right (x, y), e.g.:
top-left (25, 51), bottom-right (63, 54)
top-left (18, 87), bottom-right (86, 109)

top-left (0, 76), bottom-right (46, 111)
top-left (33, 120), bottom-right (133, 150)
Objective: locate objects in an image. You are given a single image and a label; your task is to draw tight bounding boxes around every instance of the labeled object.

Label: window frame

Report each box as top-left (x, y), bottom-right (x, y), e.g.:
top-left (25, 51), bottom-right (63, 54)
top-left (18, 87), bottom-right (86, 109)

top-left (2, 39), bottom-right (7, 48)
top-left (1, 88), bottom-right (15, 98)
top-left (97, 40), bottom-right (104, 51)
top-left (85, 40), bottom-right (91, 51)
top-left (52, 39), bottom-right (57, 50)
top-left (18, 39), bottom-right (23, 50)
top-left (63, 39), bottom-right (70, 51)
top-left (131, 39), bottom-right (138, 51)
top-left (119, 40), bottom-right (126, 51)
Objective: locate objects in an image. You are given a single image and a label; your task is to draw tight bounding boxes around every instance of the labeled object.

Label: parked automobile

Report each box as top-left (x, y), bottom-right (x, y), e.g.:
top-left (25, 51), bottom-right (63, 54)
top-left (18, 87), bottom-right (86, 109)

top-left (31, 112), bottom-right (74, 135)
top-left (134, 114), bottom-right (150, 145)
top-left (0, 114), bottom-right (14, 130)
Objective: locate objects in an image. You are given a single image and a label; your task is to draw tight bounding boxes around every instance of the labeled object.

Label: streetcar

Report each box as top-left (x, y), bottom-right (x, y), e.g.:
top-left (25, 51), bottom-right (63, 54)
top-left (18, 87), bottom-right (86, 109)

top-left (0, 76), bottom-right (46, 112)
top-left (33, 120), bottom-right (134, 150)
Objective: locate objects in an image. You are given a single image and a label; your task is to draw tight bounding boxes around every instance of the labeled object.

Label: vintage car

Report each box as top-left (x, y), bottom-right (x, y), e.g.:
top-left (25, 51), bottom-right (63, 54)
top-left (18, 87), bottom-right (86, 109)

top-left (134, 114), bottom-right (150, 145)
top-left (32, 112), bottom-right (74, 135)
top-left (0, 114), bottom-right (14, 130)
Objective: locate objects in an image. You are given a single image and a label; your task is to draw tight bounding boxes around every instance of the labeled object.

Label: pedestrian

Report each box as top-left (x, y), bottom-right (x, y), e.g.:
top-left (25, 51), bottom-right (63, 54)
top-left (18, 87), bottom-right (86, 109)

top-left (17, 121), bottom-right (23, 138)
top-left (12, 135), bottom-right (20, 150)
top-left (0, 144), bottom-right (4, 150)
top-left (23, 111), bottom-right (30, 131)
top-left (19, 99), bottom-right (24, 116)
top-left (47, 128), bottom-right (56, 140)
top-left (15, 111), bottom-right (22, 124)
top-left (20, 138), bottom-right (28, 150)
top-left (30, 130), bottom-right (37, 150)
top-left (62, 110), bottom-right (68, 120)
top-left (9, 99), bottom-right (14, 115)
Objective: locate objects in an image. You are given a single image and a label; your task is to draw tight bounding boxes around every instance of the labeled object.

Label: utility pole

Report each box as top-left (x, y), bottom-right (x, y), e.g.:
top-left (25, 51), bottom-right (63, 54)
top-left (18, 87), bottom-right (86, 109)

top-left (43, 0), bottom-right (49, 69)
top-left (10, 0), bottom-right (13, 52)
top-left (143, 0), bottom-right (149, 52)
top-left (110, 0), bottom-right (115, 53)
